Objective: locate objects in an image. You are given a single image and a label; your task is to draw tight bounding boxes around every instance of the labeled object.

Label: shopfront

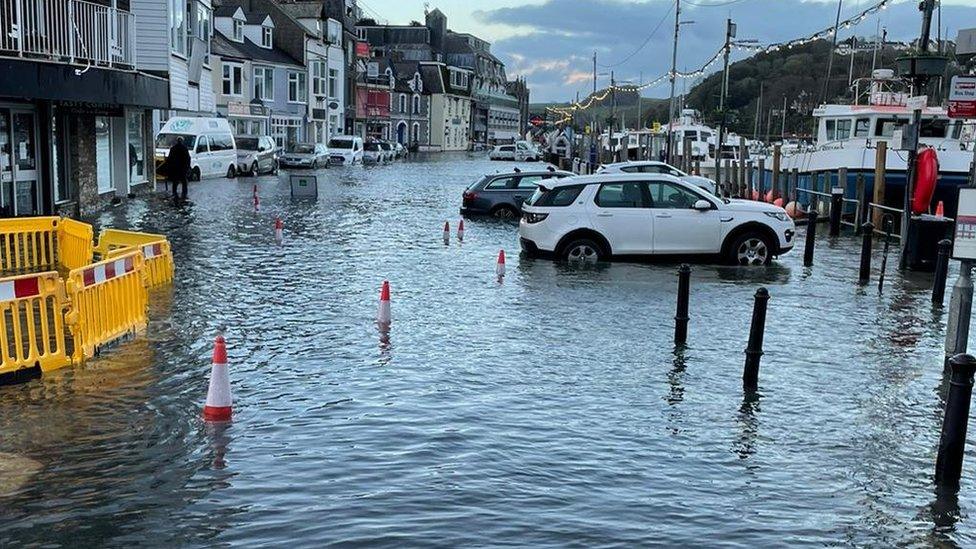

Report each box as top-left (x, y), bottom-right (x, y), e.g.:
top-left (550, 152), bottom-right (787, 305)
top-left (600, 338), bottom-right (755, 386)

top-left (0, 105), bottom-right (41, 217)
top-left (226, 101), bottom-right (269, 137)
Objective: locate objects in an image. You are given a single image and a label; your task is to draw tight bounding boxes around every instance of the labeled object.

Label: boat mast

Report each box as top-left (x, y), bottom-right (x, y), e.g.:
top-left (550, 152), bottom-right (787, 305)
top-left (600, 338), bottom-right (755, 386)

top-left (715, 17), bottom-right (733, 193)
top-left (821, 0), bottom-right (844, 105)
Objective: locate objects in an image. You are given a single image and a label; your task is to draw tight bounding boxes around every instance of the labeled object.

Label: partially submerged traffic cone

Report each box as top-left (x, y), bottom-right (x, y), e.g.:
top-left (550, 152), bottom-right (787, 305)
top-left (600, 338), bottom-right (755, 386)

top-left (443, 221), bottom-right (450, 243)
top-left (936, 200), bottom-right (945, 218)
top-left (457, 219), bottom-right (465, 241)
top-left (377, 281), bottom-right (391, 326)
top-left (496, 249), bottom-right (506, 278)
top-left (253, 184), bottom-right (260, 212)
top-left (203, 335), bottom-right (232, 422)
top-left (274, 218), bottom-right (284, 244)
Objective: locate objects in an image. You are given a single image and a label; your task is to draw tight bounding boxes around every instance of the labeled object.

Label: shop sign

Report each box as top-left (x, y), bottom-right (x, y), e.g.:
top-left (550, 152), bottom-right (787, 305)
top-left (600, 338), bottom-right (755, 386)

top-left (954, 188), bottom-right (976, 260)
top-left (949, 76), bottom-right (976, 119)
top-left (59, 101), bottom-right (123, 117)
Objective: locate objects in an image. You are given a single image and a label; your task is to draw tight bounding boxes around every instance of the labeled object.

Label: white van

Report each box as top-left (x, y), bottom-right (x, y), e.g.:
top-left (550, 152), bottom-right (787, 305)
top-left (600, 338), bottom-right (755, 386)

top-left (155, 117), bottom-right (238, 180)
top-left (328, 135), bottom-right (364, 166)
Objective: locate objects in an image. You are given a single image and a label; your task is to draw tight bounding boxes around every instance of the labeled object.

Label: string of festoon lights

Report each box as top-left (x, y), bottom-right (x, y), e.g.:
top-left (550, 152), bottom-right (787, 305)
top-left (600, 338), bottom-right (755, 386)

top-left (547, 0), bottom-right (895, 121)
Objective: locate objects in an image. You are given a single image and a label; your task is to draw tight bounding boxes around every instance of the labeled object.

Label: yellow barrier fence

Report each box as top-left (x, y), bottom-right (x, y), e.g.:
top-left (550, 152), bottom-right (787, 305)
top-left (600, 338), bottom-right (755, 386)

top-left (0, 217), bottom-right (60, 273)
top-left (95, 229), bottom-right (175, 287)
top-left (65, 251), bottom-right (148, 361)
top-left (0, 271), bottom-right (71, 376)
top-left (58, 218), bottom-right (95, 271)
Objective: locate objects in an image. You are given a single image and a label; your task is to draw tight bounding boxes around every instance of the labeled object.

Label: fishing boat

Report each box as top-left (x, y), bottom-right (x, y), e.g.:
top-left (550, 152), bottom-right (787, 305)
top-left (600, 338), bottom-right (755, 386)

top-left (779, 69), bottom-right (973, 216)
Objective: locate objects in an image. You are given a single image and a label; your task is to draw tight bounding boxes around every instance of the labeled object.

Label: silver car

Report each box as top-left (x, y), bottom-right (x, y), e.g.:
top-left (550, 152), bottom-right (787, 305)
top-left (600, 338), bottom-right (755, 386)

top-left (236, 135), bottom-right (279, 176)
top-left (279, 143), bottom-right (329, 169)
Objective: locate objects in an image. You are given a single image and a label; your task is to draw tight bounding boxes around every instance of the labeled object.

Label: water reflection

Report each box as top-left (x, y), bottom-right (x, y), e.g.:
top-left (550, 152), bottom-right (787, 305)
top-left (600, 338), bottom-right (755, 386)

top-left (733, 392), bottom-right (761, 461)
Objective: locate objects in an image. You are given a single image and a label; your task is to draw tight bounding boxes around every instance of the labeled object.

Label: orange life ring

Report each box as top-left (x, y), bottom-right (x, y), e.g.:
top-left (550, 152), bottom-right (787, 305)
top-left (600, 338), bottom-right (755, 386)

top-left (912, 147), bottom-right (938, 215)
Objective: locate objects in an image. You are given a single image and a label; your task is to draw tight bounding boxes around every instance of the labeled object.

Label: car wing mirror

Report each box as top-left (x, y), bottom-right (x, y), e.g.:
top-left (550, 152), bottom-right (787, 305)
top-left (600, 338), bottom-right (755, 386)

top-left (693, 199), bottom-right (712, 211)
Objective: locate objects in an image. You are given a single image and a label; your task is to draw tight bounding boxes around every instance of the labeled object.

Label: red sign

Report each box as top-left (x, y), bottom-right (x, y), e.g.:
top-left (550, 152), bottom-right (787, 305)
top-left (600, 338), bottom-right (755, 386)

top-left (356, 41), bottom-right (369, 58)
top-left (948, 76), bottom-right (976, 119)
top-left (529, 115), bottom-right (544, 126)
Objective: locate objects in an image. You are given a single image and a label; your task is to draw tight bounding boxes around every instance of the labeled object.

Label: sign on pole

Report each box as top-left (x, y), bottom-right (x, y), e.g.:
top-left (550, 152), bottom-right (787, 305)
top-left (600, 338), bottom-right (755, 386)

top-left (954, 188), bottom-right (976, 260)
top-left (949, 76), bottom-right (976, 119)
top-left (906, 95), bottom-right (928, 111)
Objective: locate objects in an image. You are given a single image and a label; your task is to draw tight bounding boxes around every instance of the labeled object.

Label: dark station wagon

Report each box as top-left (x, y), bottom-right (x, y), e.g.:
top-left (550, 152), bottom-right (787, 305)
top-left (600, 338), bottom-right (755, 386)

top-left (460, 169), bottom-right (573, 219)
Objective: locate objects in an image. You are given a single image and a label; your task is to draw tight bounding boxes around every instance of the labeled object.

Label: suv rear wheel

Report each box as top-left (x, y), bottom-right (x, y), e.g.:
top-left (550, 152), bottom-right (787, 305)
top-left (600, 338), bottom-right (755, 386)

top-left (562, 238), bottom-right (605, 264)
top-left (728, 232), bottom-right (772, 266)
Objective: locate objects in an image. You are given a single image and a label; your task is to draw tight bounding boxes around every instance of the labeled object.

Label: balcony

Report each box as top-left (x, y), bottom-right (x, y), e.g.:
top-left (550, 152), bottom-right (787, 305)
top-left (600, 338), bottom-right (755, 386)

top-left (0, 0), bottom-right (136, 70)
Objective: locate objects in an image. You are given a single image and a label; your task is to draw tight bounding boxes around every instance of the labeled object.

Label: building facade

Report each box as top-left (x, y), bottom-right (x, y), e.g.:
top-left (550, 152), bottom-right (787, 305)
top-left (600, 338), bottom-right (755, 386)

top-left (421, 62), bottom-right (472, 151)
top-left (390, 62), bottom-right (431, 148)
top-left (0, 0), bottom-right (169, 218)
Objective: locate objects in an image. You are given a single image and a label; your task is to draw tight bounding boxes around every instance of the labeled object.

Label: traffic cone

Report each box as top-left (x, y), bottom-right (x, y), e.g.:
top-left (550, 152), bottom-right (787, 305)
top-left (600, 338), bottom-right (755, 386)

top-left (496, 250), bottom-right (506, 278)
top-left (377, 281), bottom-right (391, 325)
top-left (203, 335), bottom-right (232, 422)
top-left (457, 219), bottom-right (465, 241)
top-left (274, 218), bottom-right (284, 244)
top-left (443, 221), bottom-right (450, 243)
top-left (253, 184), bottom-right (260, 212)
top-left (936, 200), bottom-right (945, 218)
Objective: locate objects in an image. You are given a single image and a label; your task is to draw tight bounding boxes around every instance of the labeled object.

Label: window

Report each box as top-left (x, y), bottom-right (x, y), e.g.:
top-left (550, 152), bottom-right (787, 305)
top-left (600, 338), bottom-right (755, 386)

top-left (412, 95), bottom-right (420, 114)
top-left (412, 122), bottom-right (420, 143)
top-left (170, 0), bottom-right (187, 55)
top-left (399, 94), bottom-right (406, 113)
top-left (517, 176), bottom-right (545, 190)
top-left (921, 119), bottom-right (949, 138)
top-left (328, 68), bottom-right (339, 98)
top-left (195, 5), bottom-right (212, 64)
top-left (288, 72), bottom-right (307, 103)
top-left (647, 182), bottom-right (702, 209)
top-left (357, 28), bottom-right (367, 40)
top-left (595, 183), bottom-right (646, 208)
top-left (525, 185), bottom-right (585, 207)
top-left (327, 20), bottom-right (341, 44)
top-left (208, 134), bottom-right (234, 151)
top-left (254, 66), bottom-right (273, 101)
top-left (854, 118), bottom-right (871, 138)
top-left (233, 19), bottom-right (243, 42)
top-left (875, 117), bottom-right (908, 138)
top-left (222, 63), bottom-right (243, 96)
top-left (485, 177), bottom-right (516, 190)
top-left (261, 26), bottom-right (272, 47)
top-left (312, 61), bottom-right (327, 96)
top-left (127, 111), bottom-right (145, 184)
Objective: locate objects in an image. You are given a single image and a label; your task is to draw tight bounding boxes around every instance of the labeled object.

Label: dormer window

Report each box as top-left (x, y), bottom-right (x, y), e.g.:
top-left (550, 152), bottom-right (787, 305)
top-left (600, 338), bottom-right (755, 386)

top-left (232, 19), bottom-right (243, 41)
top-left (261, 26), bottom-right (272, 47)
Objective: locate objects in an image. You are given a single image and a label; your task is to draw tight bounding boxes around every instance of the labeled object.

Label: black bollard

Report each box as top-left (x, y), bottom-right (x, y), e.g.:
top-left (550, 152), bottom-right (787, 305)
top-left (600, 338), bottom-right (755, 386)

top-left (858, 222), bottom-right (874, 284)
top-left (743, 288), bottom-right (770, 392)
top-left (803, 210), bottom-right (818, 267)
top-left (878, 216), bottom-right (893, 295)
top-left (674, 264), bottom-right (691, 345)
top-left (935, 354), bottom-right (976, 489)
top-left (933, 239), bottom-right (953, 306)
top-left (829, 188), bottom-right (843, 237)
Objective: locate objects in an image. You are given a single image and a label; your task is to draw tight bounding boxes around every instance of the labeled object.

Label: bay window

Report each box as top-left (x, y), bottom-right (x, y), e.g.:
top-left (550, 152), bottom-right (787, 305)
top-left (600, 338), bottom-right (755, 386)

top-left (254, 66), bottom-right (274, 101)
top-left (288, 72), bottom-right (308, 103)
top-left (312, 61), bottom-right (327, 97)
top-left (222, 63), bottom-right (243, 96)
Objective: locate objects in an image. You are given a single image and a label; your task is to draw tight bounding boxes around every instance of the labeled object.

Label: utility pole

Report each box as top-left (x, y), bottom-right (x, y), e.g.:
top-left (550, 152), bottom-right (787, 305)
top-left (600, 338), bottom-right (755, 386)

top-left (666, 0), bottom-right (680, 163)
top-left (715, 17), bottom-right (734, 192)
top-left (637, 71), bottom-right (643, 129)
top-left (900, 0), bottom-right (938, 269)
top-left (754, 81), bottom-right (763, 139)
top-left (781, 95), bottom-right (787, 140)
top-left (821, 0), bottom-right (844, 105)
top-left (871, 20), bottom-right (880, 72)
top-left (848, 36), bottom-right (857, 86)
top-left (610, 70), bottom-right (616, 137)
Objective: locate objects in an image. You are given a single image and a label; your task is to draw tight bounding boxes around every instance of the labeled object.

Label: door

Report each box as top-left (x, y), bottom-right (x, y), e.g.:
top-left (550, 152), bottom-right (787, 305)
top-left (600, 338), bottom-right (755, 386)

top-left (588, 182), bottom-right (653, 254)
top-left (647, 181), bottom-right (722, 254)
top-left (11, 111), bottom-right (40, 216)
top-left (195, 135), bottom-right (212, 177)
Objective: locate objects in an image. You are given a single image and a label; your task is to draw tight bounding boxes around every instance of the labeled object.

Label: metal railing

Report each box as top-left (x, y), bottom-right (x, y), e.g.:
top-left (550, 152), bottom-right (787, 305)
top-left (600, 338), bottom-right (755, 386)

top-left (0, 0), bottom-right (135, 69)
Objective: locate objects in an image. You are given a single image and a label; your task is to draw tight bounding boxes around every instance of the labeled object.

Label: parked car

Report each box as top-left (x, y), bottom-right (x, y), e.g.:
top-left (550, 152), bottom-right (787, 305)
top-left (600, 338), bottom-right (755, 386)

top-left (279, 143), bottom-right (329, 169)
top-left (489, 144), bottom-right (517, 161)
top-left (328, 136), bottom-right (364, 165)
top-left (394, 142), bottom-right (406, 158)
top-left (377, 141), bottom-right (396, 162)
top-left (155, 117), bottom-right (237, 181)
top-left (235, 135), bottom-right (278, 176)
top-left (363, 141), bottom-right (386, 164)
top-left (519, 173), bottom-right (795, 265)
top-left (461, 169), bottom-right (574, 219)
top-left (597, 161), bottom-right (718, 195)
top-left (488, 141), bottom-right (542, 162)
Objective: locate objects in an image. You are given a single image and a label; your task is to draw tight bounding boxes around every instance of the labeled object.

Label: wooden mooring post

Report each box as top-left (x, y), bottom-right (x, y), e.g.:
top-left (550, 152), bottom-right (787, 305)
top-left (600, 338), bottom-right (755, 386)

top-left (873, 142), bottom-right (887, 228)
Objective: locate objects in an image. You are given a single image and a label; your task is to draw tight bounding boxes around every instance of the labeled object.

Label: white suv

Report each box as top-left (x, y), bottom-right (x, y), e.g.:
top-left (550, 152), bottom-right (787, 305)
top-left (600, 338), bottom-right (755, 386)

top-left (519, 174), bottom-right (795, 265)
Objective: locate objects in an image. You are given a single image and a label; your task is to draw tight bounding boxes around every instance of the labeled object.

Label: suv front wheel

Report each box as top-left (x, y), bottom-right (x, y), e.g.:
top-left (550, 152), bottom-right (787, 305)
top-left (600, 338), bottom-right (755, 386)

top-left (727, 232), bottom-right (773, 266)
top-left (562, 238), bottom-right (605, 264)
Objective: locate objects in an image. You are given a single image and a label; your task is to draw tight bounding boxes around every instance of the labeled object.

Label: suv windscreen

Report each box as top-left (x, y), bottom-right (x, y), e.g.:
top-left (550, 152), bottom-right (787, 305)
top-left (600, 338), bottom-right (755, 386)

top-left (364, 143), bottom-right (380, 151)
top-left (524, 184), bottom-right (585, 207)
top-left (290, 144), bottom-right (315, 153)
top-left (236, 137), bottom-right (259, 150)
top-left (329, 139), bottom-right (353, 150)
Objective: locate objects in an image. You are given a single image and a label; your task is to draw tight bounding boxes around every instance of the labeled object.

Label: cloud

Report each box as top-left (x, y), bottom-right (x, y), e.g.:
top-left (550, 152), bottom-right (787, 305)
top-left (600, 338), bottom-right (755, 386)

top-left (476, 0), bottom-right (976, 102)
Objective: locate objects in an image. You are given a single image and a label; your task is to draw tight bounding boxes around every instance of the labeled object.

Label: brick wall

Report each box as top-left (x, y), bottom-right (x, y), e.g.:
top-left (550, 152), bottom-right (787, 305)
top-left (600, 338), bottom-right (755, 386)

top-left (68, 114), bottom-right (115, 216)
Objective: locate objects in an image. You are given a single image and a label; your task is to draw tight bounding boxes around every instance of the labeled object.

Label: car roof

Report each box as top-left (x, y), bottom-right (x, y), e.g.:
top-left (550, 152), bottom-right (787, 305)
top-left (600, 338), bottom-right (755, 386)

top-left (542, 172), bottom-right (687, 188)
top-left (484, 170), bottom-right (573, 178)
top-left (601, 160), bottom-right (668, 169)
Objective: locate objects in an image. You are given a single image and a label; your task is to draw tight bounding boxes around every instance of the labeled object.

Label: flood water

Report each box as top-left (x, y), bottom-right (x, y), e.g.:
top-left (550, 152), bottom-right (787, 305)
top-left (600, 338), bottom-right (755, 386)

top-left (0, 154), bottom-right (972, 546)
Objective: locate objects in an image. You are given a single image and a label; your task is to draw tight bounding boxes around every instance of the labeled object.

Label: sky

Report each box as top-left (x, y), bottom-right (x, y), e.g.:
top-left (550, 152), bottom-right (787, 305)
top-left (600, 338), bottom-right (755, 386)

top-left (359, 0), bottom-right (976, 102)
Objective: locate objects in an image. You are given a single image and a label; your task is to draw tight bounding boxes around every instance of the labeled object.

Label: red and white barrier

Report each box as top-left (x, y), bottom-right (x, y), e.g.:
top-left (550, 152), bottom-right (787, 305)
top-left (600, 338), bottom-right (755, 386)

top-left (142, 243), bottom-right (164, 259)
top-left (203, 335), bottom-right (233, 422)
top-left (0, 276), bottom-right (42, 302)
top-left (377, 281), bottom-right (391, 325)
top-left (81, 256), bottom-right (135, 287)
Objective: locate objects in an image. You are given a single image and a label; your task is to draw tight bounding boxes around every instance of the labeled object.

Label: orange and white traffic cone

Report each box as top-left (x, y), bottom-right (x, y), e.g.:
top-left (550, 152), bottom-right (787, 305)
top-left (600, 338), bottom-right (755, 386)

top-left (496, 249), bottom-right (506, 278)
top-left (457, 219), bottom-right (465, 241)
top-left (377, 281), bottom-right (391, 326)
top-left (443, 221), bottom-right (450, 244)
top-left (253, 184), bottom-right (260, 212)
top-left (274, 218), bottom-right (284, 244)
top-left (203, 335), bottom-right (232, 422)
top-left (936, 200), bottom-right (945, 218)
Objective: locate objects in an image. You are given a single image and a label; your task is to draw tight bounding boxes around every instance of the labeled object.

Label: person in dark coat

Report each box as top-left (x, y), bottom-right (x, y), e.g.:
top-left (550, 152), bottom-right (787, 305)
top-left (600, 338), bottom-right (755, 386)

top-left (167, 137), bottom-right (192, 200)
